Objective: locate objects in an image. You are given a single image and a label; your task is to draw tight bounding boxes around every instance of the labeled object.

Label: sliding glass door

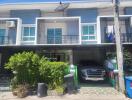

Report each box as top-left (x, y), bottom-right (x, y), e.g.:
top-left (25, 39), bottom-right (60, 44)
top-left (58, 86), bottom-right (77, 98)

top-left (47, 28), bottom-right (62, 44)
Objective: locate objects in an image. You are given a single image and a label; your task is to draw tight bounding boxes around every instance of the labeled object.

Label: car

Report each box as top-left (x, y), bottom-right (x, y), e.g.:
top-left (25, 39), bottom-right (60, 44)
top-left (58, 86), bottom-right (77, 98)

top-left (78, 61), bottom-right (106, 81)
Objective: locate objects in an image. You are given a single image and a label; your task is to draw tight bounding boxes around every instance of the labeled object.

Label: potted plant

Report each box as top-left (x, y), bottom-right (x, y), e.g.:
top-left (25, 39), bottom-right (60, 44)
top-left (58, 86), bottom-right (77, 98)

top-left (16, 84), bottom-right (29, 98)
top-left (55, 86), bottom-right (64, 96)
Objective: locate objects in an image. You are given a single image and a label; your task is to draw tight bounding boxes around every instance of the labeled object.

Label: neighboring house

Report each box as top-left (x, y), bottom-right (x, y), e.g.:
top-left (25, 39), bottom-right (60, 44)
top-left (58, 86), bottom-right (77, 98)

top-left (0, 0), bottom-right (132, 71)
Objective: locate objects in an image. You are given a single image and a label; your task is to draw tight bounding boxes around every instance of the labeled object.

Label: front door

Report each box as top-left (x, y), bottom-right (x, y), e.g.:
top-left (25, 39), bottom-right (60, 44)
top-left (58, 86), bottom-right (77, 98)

top-left (47, 28), bottom-right (62, 44)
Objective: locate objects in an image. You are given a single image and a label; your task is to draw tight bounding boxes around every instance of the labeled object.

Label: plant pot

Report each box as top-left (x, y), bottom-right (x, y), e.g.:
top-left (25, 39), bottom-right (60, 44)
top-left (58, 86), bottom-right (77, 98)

top-left (47, 90), bottom-right (64, 96)
top-left (56, 92), bottom-right (64, 96)
top-left (12, 90), bottom-right (18, 96)
top-left (47, 90), bottom-right (57, 96)
top-left (16, 85), bottom-right (29, 98)
top-left (17, 91), bottom-right (28, 98)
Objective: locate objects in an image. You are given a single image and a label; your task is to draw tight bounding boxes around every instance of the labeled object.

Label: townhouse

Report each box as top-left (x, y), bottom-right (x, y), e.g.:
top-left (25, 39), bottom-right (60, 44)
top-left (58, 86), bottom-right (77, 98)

top-left (0, 0), bottom-right (132, 73)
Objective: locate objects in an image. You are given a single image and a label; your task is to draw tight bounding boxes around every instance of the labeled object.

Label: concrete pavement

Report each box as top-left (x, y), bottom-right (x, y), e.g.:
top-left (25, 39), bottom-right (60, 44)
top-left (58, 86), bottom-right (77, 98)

top-left (0, 92), bottom-right (129, 100)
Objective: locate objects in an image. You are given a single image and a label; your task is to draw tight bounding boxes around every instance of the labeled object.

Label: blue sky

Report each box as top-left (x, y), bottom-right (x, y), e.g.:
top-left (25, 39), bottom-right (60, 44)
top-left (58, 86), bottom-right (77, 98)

top-left (0, 0), bottom-right (86, 4)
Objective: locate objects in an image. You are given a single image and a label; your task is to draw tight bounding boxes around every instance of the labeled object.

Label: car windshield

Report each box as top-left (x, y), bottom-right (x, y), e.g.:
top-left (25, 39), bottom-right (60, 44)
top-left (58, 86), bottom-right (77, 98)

top-left (79, 60), bottom-right (103, 68)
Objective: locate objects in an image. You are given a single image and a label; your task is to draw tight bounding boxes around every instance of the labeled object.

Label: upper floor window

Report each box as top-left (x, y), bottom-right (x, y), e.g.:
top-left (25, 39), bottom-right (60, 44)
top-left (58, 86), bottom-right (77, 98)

top-left (22, 24), bottom-right (35, 44)
top-left (81, 23), bottom-right (97, 44)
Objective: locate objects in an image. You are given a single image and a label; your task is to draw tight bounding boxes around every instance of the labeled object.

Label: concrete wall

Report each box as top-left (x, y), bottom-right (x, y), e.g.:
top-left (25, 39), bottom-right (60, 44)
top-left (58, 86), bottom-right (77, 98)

top-left (66, 20), bottom-right (79, 35)
top-left (8, 27), bottom-right (17, 44)
top-left (10, 10), bottom-right (41, 24)
top-left (98, 8), bottom-right (124, 16)
top-left (0, 11), bottom-right (10, 18)
top-left (67, 8), bottom-right (97, 23)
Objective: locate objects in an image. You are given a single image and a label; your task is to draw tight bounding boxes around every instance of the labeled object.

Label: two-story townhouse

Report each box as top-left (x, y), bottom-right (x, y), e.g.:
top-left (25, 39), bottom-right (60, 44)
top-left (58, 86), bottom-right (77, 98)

top-left (0, 0), bottom-right (132, 74)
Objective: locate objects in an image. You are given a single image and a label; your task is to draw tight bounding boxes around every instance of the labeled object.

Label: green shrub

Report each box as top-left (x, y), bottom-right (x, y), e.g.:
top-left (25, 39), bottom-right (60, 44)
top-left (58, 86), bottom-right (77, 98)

top-left (5, 52), bottom-right (40, 87)
top-left (5, 51), bottom-right (68, 90)
top-left (39, 58), bottom-right (68, 89)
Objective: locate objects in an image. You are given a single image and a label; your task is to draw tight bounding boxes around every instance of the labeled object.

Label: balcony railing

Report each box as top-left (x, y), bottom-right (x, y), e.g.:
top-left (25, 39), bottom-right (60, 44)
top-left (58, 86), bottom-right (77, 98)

top-left (45, 35), bottom-right (79, 44)
top-left (121, 33), bottom-right (132, 43)
top-left (105, 33), bottom-right (132, 43)
top-left (0, 36), bottom-right (9, 45)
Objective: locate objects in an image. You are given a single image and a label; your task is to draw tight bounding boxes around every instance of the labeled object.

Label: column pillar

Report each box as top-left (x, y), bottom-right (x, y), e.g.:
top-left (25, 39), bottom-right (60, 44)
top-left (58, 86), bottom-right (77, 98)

top-left (68, 50), bottom-right (73, 64)
top-left (16, 18), bottom-right (22, 45)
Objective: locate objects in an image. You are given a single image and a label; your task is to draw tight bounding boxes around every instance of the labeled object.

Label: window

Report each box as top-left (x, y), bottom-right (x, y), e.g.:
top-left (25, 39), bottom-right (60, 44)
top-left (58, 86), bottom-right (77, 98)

top-left (0, 29), bottom-right (6, 36)
top-left (82, 24), bottom-right (96, 42)
top-left (0, 29), bottom-right (6, 44)
top-left (47, 28), bottom-right (62, 44)
top-left (22, 25), bottom-right (35, 43)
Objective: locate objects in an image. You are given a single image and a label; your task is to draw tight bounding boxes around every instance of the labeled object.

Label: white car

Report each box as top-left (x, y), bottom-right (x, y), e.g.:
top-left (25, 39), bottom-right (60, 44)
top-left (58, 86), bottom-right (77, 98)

top-left (79, 61), bottom-right (106, 81)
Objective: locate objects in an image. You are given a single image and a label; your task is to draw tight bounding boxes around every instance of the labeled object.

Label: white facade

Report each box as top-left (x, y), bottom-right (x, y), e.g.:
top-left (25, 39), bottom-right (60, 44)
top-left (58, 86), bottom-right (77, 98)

top-left (0, 1), bottom-right (131, 45)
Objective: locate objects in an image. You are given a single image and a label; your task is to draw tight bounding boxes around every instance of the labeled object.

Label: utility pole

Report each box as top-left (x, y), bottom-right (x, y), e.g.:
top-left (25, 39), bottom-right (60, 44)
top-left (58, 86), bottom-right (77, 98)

top-left (113, 0), bottom-right (125, 92)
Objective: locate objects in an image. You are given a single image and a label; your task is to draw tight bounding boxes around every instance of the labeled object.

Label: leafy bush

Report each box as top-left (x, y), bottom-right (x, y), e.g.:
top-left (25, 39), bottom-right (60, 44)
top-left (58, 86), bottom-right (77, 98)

top-left (5, 51), bottom-right (68, 91)
top-left (39, 57), bottom-right (68, 89)
top-left (5, 52), bottom-right (40, 87)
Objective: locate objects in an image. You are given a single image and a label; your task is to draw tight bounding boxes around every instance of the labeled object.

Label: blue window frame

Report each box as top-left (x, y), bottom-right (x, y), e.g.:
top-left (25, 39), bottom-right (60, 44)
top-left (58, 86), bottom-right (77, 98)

top-left (47, 28), bottom-right (62, 44)
top-left (22, 26), bottom-right (35, 42)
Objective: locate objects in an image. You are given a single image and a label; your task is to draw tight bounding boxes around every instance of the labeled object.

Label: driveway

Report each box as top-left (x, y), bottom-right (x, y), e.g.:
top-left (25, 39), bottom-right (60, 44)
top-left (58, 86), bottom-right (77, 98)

top-left (0, 89), bottom-right (128, 100)
top-left (0, 92), bottom-right (128, 100)
top-left (0, 81), bottom-right (129, 100)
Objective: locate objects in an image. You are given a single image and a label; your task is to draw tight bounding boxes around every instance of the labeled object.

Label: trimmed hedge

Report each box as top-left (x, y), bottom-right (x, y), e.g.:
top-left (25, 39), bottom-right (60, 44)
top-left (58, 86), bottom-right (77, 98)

top-left (39, 57), bottom-right (68, 89)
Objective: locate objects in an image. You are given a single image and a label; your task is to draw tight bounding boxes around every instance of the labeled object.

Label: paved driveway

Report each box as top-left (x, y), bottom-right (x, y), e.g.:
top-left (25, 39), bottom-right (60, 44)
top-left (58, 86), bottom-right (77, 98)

top-left (0, 91), bottom-right (128, 100)
top-left (0, 85), bottom-right (129, 100)
top-left (0, 81), bottom-right (129, 100)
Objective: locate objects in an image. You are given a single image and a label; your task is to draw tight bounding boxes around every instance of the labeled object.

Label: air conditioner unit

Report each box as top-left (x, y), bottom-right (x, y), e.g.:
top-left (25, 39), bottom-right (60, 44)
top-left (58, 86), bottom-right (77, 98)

top-left (6, 21), bottom-right (15, 28)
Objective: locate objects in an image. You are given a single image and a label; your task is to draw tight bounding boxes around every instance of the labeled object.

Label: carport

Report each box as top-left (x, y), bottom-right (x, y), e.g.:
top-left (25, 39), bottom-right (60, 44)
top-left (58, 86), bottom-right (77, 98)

top-left (71, 45), bottom-right (117, 88)
top-left (67, 45), bottom-right (121, 96)
top-left (0, 44), bottom-right (128, 96)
